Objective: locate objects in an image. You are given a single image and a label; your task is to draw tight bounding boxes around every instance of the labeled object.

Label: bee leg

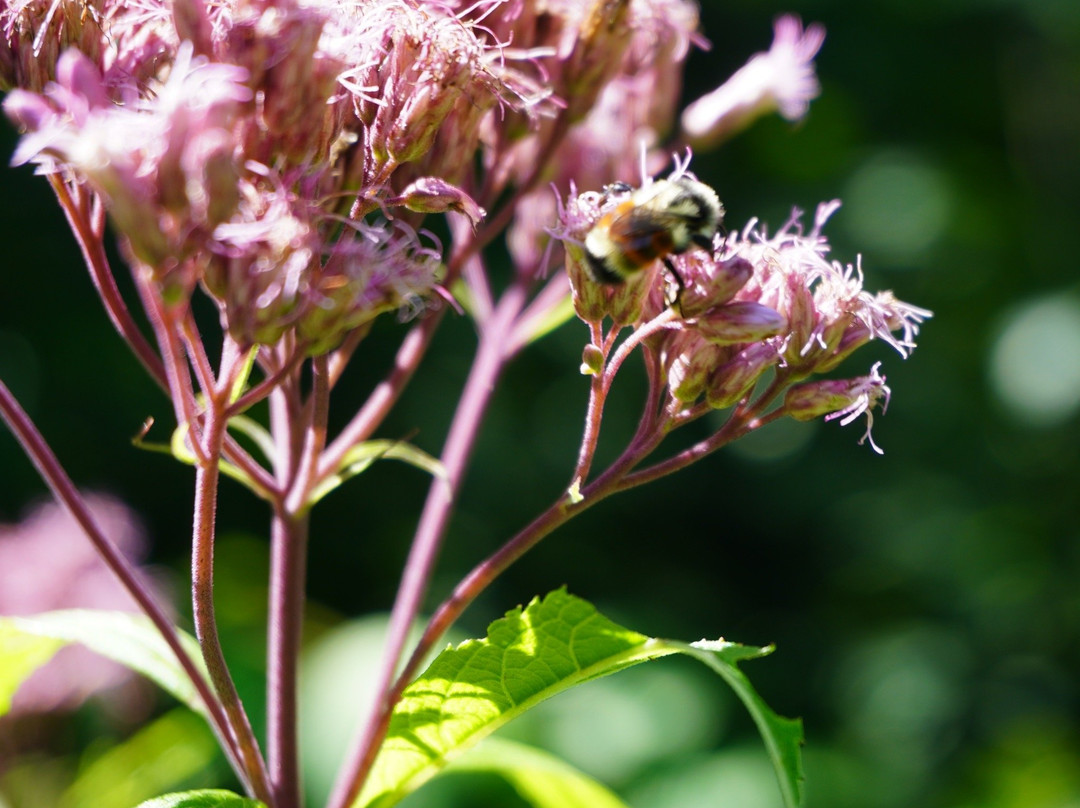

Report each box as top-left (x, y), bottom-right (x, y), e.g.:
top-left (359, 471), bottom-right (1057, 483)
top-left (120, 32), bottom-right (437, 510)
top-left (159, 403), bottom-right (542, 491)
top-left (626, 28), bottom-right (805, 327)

top-left (662, 257), bottom-right (686, 315)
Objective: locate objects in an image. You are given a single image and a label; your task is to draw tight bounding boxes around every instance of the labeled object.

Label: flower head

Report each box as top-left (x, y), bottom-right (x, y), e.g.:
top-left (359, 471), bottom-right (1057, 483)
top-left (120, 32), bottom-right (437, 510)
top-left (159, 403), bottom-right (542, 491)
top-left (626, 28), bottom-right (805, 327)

top-left (553, 169), bottom-right (930, 448)
top-left (202, 168), bottom-right (440, 353)
top-left (5, 44), bottom-right (250, 279)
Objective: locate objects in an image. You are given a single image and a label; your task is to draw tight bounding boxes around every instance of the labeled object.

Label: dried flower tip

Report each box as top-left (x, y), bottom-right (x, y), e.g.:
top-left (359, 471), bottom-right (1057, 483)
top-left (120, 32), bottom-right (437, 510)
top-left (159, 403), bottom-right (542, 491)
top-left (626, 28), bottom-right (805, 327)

top-left (681, 15), bottom-right (825, 149)
top-left (342, 1), bottom-right (520, 172)
top-left (784, 362), bottom-right (891, 453)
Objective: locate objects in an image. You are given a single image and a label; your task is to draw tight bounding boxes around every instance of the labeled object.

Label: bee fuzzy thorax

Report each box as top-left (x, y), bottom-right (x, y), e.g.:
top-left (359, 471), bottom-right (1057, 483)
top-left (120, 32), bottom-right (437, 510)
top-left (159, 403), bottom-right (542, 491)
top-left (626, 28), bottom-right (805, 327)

top-left (582, 176), bottom-right (724, 286)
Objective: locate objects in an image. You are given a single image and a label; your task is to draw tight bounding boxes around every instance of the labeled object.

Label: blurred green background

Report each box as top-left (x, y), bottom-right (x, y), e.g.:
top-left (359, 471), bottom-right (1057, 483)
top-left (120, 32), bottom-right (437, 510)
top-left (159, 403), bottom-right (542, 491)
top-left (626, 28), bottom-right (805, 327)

top-left (2, 1), bottom-right (1079, 806)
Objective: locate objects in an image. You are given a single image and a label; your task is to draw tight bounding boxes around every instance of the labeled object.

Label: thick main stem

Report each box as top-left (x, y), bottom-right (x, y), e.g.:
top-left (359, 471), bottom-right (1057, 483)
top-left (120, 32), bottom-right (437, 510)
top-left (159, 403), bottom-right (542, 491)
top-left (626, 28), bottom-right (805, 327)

top-left (267, 507), bottom-right (309, 808)
top-left (266, 370), bottom-right (310, 808)
top-left (326, 281), bottom-right (530, 808)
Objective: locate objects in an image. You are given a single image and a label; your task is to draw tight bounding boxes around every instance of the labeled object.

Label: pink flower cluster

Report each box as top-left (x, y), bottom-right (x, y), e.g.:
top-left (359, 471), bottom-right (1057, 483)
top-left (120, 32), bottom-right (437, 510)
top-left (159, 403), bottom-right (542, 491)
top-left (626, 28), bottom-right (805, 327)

top-left (2, 0), bottom-right (922, 443)
top-left (557, 171), bottom-right (930, 451)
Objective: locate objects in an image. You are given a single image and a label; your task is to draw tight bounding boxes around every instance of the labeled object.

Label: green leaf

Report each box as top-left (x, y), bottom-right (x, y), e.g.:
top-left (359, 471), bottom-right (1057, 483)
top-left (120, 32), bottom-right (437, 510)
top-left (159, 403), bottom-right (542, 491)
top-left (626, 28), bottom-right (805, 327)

top-left (131, 789), bottom-right (264, 808)
top-left (681, 640), bottom-right (806, 808)
top-left (356, 588), bottom-right (803, 808)
top-left (0, 623), bottom-right (62, 713)
top-left (60, 709), bottom-right (220, 808)
top-left (0, 610), bottom-right (210, 718)
top-left (447, 737), bottom-right (632, 808)
top-left (165, 419), bottom-right (274, 501)
top-left (306, 440), bottom-right (447, 508)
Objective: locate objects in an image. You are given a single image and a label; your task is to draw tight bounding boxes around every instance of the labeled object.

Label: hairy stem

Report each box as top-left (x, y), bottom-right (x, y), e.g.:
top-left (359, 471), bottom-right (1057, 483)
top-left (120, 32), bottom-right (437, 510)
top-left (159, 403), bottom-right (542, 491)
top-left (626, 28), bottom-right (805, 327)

top-left (192, 399), bottom-right (274, 803)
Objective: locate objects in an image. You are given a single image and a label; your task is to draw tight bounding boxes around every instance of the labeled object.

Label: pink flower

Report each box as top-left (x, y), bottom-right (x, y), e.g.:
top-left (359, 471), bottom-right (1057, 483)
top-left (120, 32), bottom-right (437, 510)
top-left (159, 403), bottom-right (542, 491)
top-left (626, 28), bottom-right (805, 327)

top-left (681, 15), bottom-right (825, 148)
top-left (5, 44), bottom-right (250, 274)
top-left (0, 495), bottom-right (163, 713)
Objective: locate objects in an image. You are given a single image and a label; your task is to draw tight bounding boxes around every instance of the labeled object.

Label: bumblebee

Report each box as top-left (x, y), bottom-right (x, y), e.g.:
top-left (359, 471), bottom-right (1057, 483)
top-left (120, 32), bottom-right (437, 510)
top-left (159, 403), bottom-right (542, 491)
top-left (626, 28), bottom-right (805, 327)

top-left (582, 176), bottom-right (724, 289)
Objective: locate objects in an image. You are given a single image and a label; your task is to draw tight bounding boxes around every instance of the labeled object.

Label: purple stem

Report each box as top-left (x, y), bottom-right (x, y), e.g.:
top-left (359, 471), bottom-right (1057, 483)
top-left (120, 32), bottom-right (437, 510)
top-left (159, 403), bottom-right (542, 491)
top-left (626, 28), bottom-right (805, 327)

top-left (0, 378), bottom-right (257, 792)
top-left (317, 310), bottom-right (446, 482)
top-left (266, 364), bottom-right (312, 808)
top-left (374, 421), bottom-right (671, 741)
top-left (266, 507), bottom-right (309, 808)
top-left (191, 406), bottom-right (274, 803)
top-left (47, 177), bottom-right (168, 388)
top-left (325, 279), bottom-right (530, 808)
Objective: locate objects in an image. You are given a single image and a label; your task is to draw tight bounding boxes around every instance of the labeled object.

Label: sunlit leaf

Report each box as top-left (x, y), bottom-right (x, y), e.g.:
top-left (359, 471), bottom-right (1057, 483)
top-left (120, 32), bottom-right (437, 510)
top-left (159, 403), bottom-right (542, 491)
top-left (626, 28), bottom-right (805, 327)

top-left (0, 610), bottom-right (209, 718)
top-left (355, 588), bottom-right (803, 808)
top-left (0, 623), bottom-right (62, 713)
top-left (61, 709), bottom-right (220, 808)
top-left (131, 789), bottom-right (264, 808)
top-left (448, 737), bottom-right (632, 808)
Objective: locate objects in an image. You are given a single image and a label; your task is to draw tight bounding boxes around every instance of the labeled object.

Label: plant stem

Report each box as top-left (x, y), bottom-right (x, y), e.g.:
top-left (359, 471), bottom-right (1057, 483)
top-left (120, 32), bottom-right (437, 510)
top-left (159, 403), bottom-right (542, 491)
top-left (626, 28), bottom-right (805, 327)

top-left (266, 507), bottom-right (309, 808)
top-left (192, 399), bottom-right (274, 804)
top-left (317, 309), bottom-right (445, 482)
top-left (0, 378), bottom-right (266, 796)
top-left (325, 279), bottom-right (530, 808)
top-left (47, 176), bottom-right (168, 388)
top-left (266, 362), bottom-right (312, 808)
top-left (368, 422), bottom-right (670, 752)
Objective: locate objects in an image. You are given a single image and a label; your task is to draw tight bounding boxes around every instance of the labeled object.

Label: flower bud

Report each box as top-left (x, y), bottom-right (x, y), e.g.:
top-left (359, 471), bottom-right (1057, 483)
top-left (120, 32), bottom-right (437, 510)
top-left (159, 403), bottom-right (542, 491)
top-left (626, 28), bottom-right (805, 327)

top-left (784, 363), bottom-right (892, 452)
top-left (678, 255), bottom-right (753, 319)
top-left (695, 301), bottom-right (787, 345)
top-left (581, 344), bottom-right (605, 376)
top-left (706, 342), bottom-right (779, 409)
top-left (779, 271), bottom-right (819, 368)
top-left (390, 178), bottom-right (486, 227)
top-left (785, 379), bottom-right (862, 421)
top-left (667, 333), bottom-right (727, 404)
top-left (784, 367), bottom-right (888, 423)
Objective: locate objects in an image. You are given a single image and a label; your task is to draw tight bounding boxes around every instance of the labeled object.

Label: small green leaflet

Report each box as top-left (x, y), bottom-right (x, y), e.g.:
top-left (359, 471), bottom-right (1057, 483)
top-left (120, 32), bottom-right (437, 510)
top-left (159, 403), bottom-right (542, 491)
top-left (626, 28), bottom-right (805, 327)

top-left (0, 610), bottom-right (210, 718)
top-left (132, 789), bottom-right (265, 808)
top-left (355, 588), bottom-right (804, 808)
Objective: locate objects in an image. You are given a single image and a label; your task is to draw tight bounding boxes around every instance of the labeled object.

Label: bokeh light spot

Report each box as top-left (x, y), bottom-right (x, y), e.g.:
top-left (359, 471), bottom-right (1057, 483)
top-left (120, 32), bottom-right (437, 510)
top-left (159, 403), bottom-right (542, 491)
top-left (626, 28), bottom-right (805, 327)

top-left (989, 294), bottom-right (1080, 427)
top-left (842, 151), bottom-right (952, 263)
